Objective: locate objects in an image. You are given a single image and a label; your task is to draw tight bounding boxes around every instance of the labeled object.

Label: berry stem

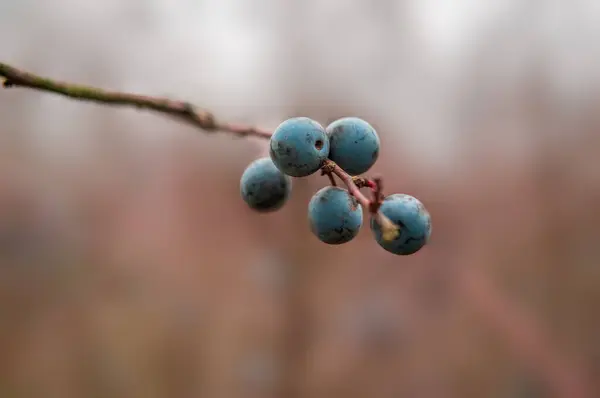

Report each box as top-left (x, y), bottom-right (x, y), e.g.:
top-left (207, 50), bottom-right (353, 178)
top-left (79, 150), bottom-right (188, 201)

top-left (326, 173), bottom-right (337, 186)
top-left (320, 169), bottom-right (337, 186)
top-left (321, 160), bottom-right (369, 206)
top-left (369, 176), bottom-right (384, 213)
top-left (322, 160), bottom-right (399, 241)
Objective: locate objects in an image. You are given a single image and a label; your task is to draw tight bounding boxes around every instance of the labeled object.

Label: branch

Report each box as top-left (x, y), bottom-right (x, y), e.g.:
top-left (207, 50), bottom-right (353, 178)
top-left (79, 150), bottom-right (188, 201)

top-left (0, 62), bottom-right (399, 241)
top-left (0, 62), bottom-right (271, 139)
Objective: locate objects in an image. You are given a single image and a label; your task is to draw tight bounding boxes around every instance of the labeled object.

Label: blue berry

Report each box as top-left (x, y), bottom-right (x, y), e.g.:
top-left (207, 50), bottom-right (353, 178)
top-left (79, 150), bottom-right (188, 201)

top-left (240, 157), bottom-right (292, 212)
top-left (269, 117), bottom-right (330, 177)
top-left (371, 194), bottom-right (431, 255)
top-left (326, 117), bottom-right (380, 175)
top-left (308, 186), bottom-right (363, 244)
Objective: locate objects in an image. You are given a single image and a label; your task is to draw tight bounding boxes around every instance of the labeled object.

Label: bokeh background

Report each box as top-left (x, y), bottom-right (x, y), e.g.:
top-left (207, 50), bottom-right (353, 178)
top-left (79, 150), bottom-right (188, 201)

top-left (1, 1), bottom-right (599, 397)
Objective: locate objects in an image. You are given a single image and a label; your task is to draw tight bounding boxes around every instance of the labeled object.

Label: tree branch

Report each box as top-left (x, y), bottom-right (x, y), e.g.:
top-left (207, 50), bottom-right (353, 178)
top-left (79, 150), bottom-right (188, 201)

top-left (0, 61), bottom-right (399, 241)
top-left (0, 62), bottom-right (272, 139)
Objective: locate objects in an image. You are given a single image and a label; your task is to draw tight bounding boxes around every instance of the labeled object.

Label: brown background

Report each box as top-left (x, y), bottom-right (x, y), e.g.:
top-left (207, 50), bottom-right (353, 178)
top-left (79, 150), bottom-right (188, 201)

top-left (0, 1), bottom-right (599, 397)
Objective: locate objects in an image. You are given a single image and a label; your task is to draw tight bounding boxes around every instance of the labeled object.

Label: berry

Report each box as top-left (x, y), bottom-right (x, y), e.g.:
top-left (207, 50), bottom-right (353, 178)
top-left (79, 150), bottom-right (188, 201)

top-left (371, 194), bottom-right (431, 255)
top-left (308, 186), bottom-right (363, 244)
top-left (269, 117), bottom-right (330, 177)
top-left (240, 157), bottom-right (292, 212)
top-left (326, 117), bottom-right (380, 175)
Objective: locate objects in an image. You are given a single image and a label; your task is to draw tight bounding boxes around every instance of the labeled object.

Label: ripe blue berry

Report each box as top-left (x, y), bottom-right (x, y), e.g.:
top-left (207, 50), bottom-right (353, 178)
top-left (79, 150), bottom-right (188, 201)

top-left (371, 194), bottom-right (431, 255)
top-left (308, 186), bottom-right (363, 244)
top-left (240, 157), bottom-right (292, 212)
top-left (326, 117), bottom-right (380, 175)
top-left (269, 117), bottom-right (330, 177)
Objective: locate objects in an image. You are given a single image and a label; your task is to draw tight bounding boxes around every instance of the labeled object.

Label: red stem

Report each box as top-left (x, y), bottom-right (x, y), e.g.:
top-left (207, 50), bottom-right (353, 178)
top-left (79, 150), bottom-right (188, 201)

top-left (322, 160), bottom-right (400, 240)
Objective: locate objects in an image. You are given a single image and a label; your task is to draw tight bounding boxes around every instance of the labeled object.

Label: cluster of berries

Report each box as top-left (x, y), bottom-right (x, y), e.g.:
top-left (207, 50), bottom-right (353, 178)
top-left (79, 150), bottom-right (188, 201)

top-left (240, 117), bottom-right (431, 255)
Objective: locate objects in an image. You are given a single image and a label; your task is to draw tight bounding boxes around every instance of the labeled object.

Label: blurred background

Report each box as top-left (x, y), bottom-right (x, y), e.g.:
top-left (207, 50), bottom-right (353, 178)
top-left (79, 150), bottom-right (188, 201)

top-left (0, 1), bottom-right (599, 397)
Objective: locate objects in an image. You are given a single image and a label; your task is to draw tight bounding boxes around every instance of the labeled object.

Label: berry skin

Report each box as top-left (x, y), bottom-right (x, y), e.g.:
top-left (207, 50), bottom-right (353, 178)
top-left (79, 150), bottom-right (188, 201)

top-left (326, 117), bottom-right (380, 175)
top-left (308, 186), bottom-right (363, 244)
top-left (240, 157), bottom-right (292, 212)
top-left (269, 117), bottom-right (330, 177)
top-left (371, 194), bottom-right (431, 255)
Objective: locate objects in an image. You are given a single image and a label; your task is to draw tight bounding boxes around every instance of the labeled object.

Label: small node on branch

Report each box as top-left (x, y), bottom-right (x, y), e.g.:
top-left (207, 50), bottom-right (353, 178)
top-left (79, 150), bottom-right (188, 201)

top-left (320, 159), bottom-right (336, 175)
top-left (183, 102), bottom-right (217, 131)
top-left (351, 176), bottom-right (376, 189)
top-left (351, 176), bottom-right (368, 188)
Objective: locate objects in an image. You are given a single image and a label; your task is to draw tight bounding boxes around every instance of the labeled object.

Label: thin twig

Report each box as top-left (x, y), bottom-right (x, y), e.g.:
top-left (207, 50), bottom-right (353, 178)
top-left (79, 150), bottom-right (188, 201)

top-left (351, 176), bottom-right (375, 189)
top-left (321, 160), bottom-right (370, 207)
top-left (320, 169), bottom-right (337, 186)
top-left (0, 62), bottom-right (272, 139)
top-left (327, 173), bottom-right (337, 186)
top-left (322, 160), bottom-right (399, 240)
